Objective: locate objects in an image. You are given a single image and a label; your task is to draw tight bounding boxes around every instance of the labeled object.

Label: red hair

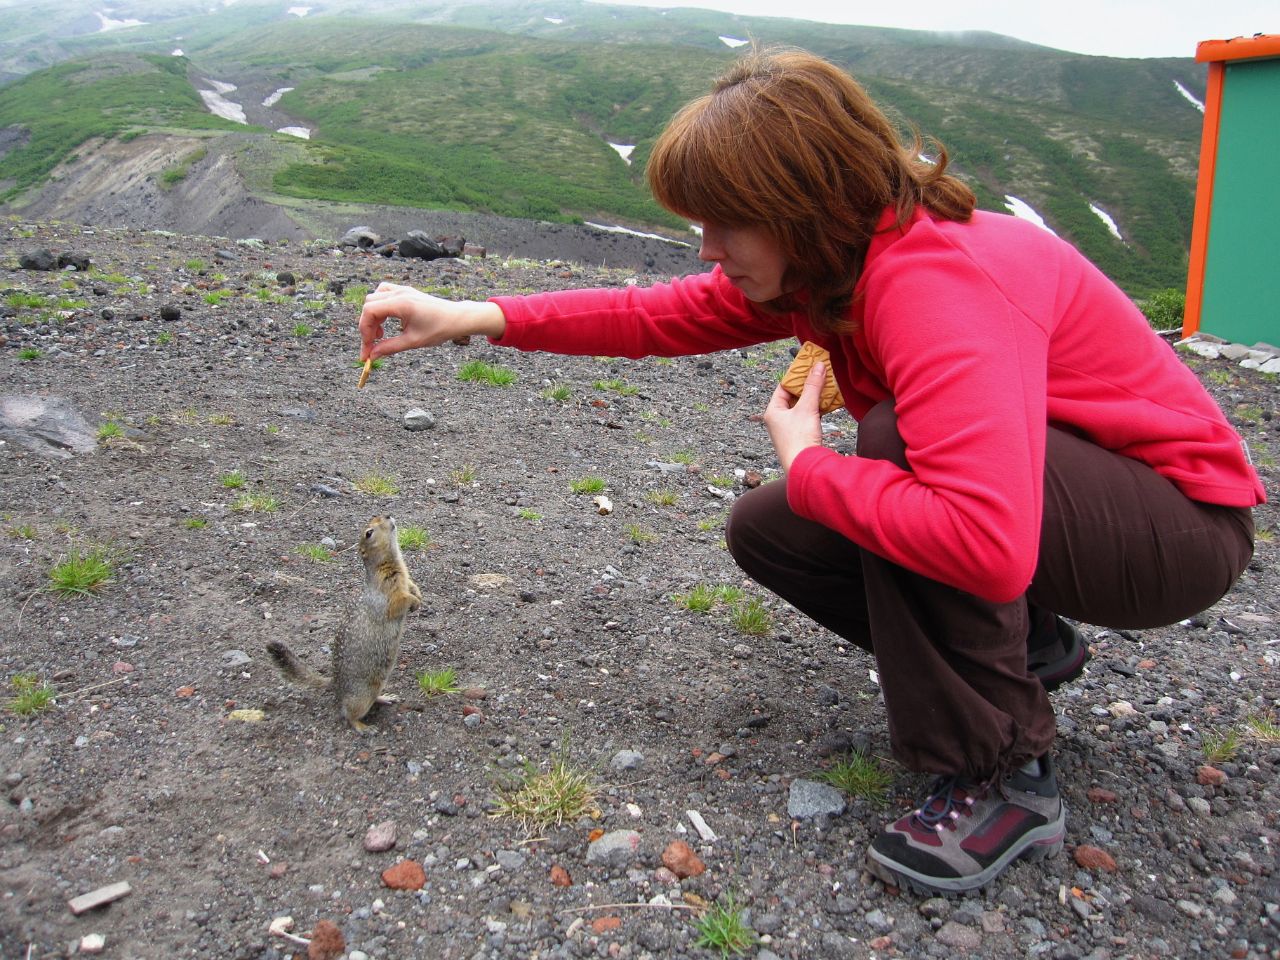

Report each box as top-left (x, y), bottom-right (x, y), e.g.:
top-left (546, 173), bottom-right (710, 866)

top-left (647, 48), bottom-right (975, 332)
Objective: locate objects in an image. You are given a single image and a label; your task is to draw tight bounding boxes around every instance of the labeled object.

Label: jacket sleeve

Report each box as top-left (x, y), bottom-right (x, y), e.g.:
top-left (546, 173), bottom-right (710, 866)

top-left (488, 267), bottom-right (795, 358)
top-left (786, 246), bottom-right (1049, 604)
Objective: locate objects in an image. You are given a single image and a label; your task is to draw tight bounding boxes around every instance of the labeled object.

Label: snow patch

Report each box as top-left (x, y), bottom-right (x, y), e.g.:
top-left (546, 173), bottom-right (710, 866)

top-left (287, 5), bottom-right (311, 15)
top-left (608, 143), bottom-right (635, 166)
top-left (199, 87), bottom-right (246, 124)
top-left (719, 36), bottom-right (749, 48)
top-left (1003, 196), bottom-right (1056, 235)
top-left (277, 127), bottom-right (310, 139)
top-left (585, 222), bottom-right (693, 247)
top-left (1089, 203), bottom-right (1123, 241)
top-left (263, 87), bottom-right (294, 107)
top-left (1173, 80), bottom-right (1205, 113)
top-left (172, 49), bottom-right (184, 57)
top-left (207, 79), bottom-right (237, 95)
top-left (544, 16), bottom-right (564, 24)
top-left (96, 11), bottom-right (145, 31)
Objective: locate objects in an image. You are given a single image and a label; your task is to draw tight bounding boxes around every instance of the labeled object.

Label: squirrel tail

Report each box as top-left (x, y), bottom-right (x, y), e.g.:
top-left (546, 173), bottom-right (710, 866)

top-left (265, 640), bottom-right (331, 690)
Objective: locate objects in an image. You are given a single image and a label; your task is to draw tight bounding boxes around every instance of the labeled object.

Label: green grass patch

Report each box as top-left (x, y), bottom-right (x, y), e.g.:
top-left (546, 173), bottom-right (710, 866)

top-left (730, 597), bottom-right (772, 636)
top-left (593, 377), bottom-right (637, 396)
top-left (233, 492), bottom-right (280, 513)
top-left (542, 384), bottom-right (571, 402)
top-left (491, 754), bottom-right (598, 834)
top-left (7, 673), bottom-right (55, 716)
top-left (18, 347), bottom-right (42, 361)
top-left (48, 545), bottom-right (115, 597)
top-left (183, 517), bottom-right (208, 530)
top-left (293, 322), bottom-right (313, 336)
top-left (817, 751), bottom-right (893, 806)
top-left (417, 667), bottom-right (460, 697)
top-left (219, 470), bottom-right (246, 489)
top-left (355, 473), bottom-right (399, 496)
top-left (452, 463), bottom-right (477, 486)
top-left (296, 543), bottom-right (334, 562)
top-left (397, 525), bottom-right (431, 551)
top-left (693, 893), bottom-right (757, 957)
top-left (96, 421), bottom-right (124, 441)
top-left (1202, 728), bottom-right (1241, 764)
top-left (569, 475), bottom-right (606, 494)
top-left (644, 488), bottom-right (678, 506)
top-left (457, 359), bottom-right (517, 386)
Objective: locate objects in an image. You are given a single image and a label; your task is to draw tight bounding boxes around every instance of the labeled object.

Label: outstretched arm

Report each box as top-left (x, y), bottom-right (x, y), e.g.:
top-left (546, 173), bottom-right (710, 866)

top-left (358, 282), bottom-right (506, 361)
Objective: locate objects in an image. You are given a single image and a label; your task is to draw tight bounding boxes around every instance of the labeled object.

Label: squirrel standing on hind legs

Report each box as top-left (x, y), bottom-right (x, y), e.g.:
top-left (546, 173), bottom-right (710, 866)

top-left (267, 515), bottom-right (422, 732)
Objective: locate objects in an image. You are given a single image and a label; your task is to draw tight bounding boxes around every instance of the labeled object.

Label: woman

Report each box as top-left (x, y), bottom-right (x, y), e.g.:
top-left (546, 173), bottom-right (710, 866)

top-left (358, 49), bottom-right (1262, 895)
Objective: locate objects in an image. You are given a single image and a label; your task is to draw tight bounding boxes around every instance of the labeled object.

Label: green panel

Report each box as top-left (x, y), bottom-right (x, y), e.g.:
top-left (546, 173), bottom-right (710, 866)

top-left (1200, 57), bottom-right (1280, 346)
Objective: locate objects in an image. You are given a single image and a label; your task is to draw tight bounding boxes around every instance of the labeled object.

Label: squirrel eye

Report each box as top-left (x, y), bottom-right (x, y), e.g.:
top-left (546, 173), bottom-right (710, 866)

top-left (364, 528), bottom-right (374, 539)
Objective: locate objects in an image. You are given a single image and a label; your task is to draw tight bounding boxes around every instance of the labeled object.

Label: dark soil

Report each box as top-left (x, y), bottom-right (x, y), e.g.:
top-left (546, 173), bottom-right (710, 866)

top-left (1, 219), bottom-right (1278, 960)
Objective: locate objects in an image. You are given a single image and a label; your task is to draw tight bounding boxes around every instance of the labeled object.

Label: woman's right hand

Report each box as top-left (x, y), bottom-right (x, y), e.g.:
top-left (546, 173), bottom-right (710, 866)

top-left (358, 282), bottom-right (506, 361)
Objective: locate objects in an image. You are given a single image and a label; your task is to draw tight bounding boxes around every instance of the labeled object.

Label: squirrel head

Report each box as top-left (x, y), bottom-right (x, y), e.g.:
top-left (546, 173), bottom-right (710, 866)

top-left (358, 515), bottom-right (398, 560)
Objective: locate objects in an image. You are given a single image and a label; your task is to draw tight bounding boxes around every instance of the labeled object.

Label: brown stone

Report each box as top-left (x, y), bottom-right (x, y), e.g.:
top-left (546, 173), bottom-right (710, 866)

top-left (661, 840), bottom-right (706, 879)
top-left (307, 919), bottom-right (345, 960)
top-left (549, 864), bottom-right (572, 887)
top-left (1086, 787), bottom-right (1118, 804)
top-left (381, 859), bottom-right (426, 891)
top-left (591, 916), bottom-right (621, 933)
top-left (1073, 845), bottom-right (1117, 872)
top-left (1197, 765), bottom-right (1228, 787)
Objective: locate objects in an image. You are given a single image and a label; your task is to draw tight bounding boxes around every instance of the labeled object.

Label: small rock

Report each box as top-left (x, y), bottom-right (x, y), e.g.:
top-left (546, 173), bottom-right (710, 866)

top-left (660, 840), bottom-right (705, 879)
top-left (20, 249), bottom-right (56, 271)
top-left (160, 305), bottom-right (181, 322)
top-left (609, 750), bottom-right (644, 772)
top-left (1196, 765), bottom-right (1227, 787)
top-left (381, 859), bottom-right (426, 891)
top-left (1086, 787), bottom-right (1118, 804)
top-left (79, 934), bottom-right (105, 954)
top-left (404, 408), bottom-right (435, 431)
top-left (586, 830), bottom-right (642, 867)
top-left (364, 820), bottom-right (397, 852)
top-left (550, 864), bottom-right (572, 886)
top-left (221, 650), bottom-right (251, 668)
top-left (1186, 796), bottom-right (1212, 818)
top-left (591, 916), bottom-right (621, 934)
top-left (307, 919), bottom-right (345, 960)
top-left (787, 778), bottom-right (847, 819)
top-left (226, 709), bottom-right (265, 722)
top-left (1073, 845), bottom-right (1118, 872)
top-left (935, 920), bottom-right (982, 950)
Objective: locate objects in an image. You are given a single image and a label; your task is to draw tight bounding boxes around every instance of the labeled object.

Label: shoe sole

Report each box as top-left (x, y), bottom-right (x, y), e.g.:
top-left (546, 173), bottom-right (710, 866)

top-left (865, 808), bottom-right (1067, 897)
top-left (1033, 622), bottom-right (1090, 693)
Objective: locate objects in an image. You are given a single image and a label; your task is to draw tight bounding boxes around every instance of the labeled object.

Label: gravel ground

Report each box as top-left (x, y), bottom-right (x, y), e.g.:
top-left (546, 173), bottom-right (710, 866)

top-left (1, 219), bottom-right (1278, 960)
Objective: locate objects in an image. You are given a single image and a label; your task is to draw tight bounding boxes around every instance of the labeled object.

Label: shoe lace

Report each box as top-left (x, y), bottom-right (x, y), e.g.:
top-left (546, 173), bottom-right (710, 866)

top-left (910, 776), bottom-right (991, 834)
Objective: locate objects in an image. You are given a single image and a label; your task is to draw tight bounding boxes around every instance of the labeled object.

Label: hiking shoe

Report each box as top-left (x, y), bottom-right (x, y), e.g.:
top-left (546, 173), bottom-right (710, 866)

top-left (866, 755), bottom-right (1066, 896)
top-left (1029, 616), bottom-right (1090, 692)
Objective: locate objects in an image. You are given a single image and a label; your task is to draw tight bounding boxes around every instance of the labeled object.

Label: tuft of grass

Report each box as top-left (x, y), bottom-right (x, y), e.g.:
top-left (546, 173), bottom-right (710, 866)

top-left (625, 523), bottom-right (655, 544)
top-left (417, 667), bottom-right (460, 697)
top-left (491, 755), bottom-right (598, 834)
top-left (96, 421), bottom-right (124, 441)
top-left (1202, 728), bottom-right (1241, 763)
top-left (671, 450), bottom-right (696, 465)
top-left (183, 517), bottom-right (207, 530)
top-left (7, 673), bottom-right (55, 717)
top-left (155, 331), bottom-right (172, 346)
top-left (296, 543), bottom-right (334, 562)
top-left (593, 377), bottom-right (638, 396)
top-left (219, 470), bottom-right (246, 489)
top-left (207, 413), bottom-right (234, 426)
top-left (398, 525), bottom-right (431, 551)
top-left (293, 322), bottom-right (313, 336)
top-left (817, 751), bottom-right (893, 806)
top-left (8, 523), bottom-right (37, 540)
top-left (570, 475), bottom-right (606, 495)
top-left (1244, 711), bottom-right (1280, 744)
top-left (517, 508), bottom-right (542, 522)
top-left (355, 473), bottom-right (399, 496)
top-left (48, 546), bottom-right (115, 597)
top-left (354, 357), bottom-right (384, 372)
top-left (730, 597), bottom-right (772, 636)
top-left (693, 893), bottom-right (757, 957)
top-left (18, 347), bottom-right (42, 361)
top-left (674, 584), bottom-right (718, 613)
top-left (714, 585), bottom-right (745, 605)
top-left (203, 290), bottom-right (234, 306)
top-left (5, 291), bottom-right (45, 309)
top-left (233, 493), bottom-right (280, 513)
top-left (184, 259), bottom-right (206, 271)
top-left (457, 359), bottom-right (517, 386)
top-left (542, 384), bottom-right (571, 402)
top-left (644, 489), bottom-right (678, 506)
top-left (452, 463), bottom-right (477, 486)
top-left (708, 474), bottom-right (735, 490)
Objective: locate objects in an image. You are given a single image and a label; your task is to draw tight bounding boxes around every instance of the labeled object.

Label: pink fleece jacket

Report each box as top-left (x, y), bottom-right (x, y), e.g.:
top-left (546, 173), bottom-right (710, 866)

top-left (490, 207), bottom-right (1265, 603)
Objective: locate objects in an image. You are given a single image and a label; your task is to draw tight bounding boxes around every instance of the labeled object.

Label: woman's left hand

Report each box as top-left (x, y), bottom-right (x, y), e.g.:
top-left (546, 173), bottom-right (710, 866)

top-left (763, 360), bottom-right (825, 470)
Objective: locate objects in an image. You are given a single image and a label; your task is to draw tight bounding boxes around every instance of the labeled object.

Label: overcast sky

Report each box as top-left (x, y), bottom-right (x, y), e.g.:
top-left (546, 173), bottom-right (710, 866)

top-left (591, 0), bottom-right (1275, 59)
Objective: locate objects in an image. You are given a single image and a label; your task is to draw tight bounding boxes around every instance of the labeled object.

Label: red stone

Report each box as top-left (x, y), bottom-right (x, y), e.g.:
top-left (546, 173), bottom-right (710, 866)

top-left (307, 919), bottom-right (345, 960)
top-left (550, 864), bottom-right (572, 887)
top-left (1073, 845), bottom-right (1117, 872)
top-left (1197, 765), bottom-right (1227, 787)
top-left (175, 685), bottom-right (195, 697)
top-left (591, 916), bottom-right (621, 933)
top-left (381, 859), bottom-right (426, 891)
top-left (661, 840), bottom-right (706, 879)
top-left (1086, 787), bottom-right (1118, 804)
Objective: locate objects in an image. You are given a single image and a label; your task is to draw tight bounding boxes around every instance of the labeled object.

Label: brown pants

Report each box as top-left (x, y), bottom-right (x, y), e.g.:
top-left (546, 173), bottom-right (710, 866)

top-left (726, 401), bottom-right (1255, 780)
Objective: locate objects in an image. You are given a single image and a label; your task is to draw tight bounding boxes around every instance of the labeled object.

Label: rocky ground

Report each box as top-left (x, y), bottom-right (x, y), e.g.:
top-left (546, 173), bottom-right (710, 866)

top-left (0, 217), bottom-right (1278, 960)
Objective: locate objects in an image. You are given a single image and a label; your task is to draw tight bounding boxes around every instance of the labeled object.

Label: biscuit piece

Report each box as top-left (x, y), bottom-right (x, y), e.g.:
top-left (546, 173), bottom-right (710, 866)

top-left (780, 342), bottom-right (844, 414)
top-left (358, 358), bottom-right (373, 389)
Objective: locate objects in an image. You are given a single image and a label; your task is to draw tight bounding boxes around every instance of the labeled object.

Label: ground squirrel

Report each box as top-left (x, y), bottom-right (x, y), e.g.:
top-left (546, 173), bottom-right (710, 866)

top-left (267, 515), bottom-right (422, 732)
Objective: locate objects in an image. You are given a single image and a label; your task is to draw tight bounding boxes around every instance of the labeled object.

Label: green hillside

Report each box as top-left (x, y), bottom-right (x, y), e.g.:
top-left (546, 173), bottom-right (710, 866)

top-left (0, 0), bottom-right (1209, 295)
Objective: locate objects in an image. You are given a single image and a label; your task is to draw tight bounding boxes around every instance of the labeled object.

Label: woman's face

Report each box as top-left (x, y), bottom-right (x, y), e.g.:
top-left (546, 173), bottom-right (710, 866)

top-left (697, 221), bottom-right (788, 302)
